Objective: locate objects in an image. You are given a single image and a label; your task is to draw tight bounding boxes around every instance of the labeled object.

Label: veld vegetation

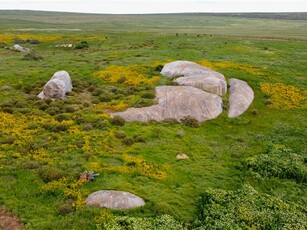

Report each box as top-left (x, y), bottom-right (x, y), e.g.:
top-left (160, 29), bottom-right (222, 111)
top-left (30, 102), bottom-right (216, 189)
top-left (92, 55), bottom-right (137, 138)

top-left (0, 11), bottom-right (306, 229)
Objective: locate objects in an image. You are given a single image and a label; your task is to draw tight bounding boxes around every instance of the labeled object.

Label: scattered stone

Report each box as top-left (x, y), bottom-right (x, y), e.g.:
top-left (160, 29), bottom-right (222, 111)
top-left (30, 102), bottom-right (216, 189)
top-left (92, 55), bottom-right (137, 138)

top-left (86, 190), bottom-right (145, 210)
top-left (11, 44), bottom-right (30, 52)
top-left (176, 153), bottom-right (189, 159)
top-left (79, 171), bottom-right (99, 181)
top-left (228, 78), bottom-right (254, 118)
top-left (112, 86), bottom-right (223, 122)
top-left (1, 86), bottom-right (12, 91)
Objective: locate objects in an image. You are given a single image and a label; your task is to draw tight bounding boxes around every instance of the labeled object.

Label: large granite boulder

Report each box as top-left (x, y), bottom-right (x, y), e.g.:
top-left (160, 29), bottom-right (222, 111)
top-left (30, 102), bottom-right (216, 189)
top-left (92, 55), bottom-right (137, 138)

top-left (51, 70), bottom-right (73, 92)
top-left (86, 190), bottom-right (145, 210)
top-left (160, 61), bottom-right (227, 95)
top-left (228, 78), bottom-right (254, 118)
top-left (11, 44), bottom-right (30, 52)
top-left (38, 79), bottom-right (66, 99)
top-left (112, 86), bottom-right (223, 122)
top-left (174, 75), bottom-right (227, 96)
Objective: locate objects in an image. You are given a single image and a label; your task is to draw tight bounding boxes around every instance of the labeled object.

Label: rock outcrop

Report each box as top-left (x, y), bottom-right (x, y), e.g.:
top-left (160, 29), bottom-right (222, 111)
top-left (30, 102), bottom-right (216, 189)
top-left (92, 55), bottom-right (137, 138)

top-left (38, 70), bottom-right (72, 99)
top-left (11, 44), bottom-right (30, 52)
top-left (86, 190), bottom-right (145, 210)
top-left (51, 71), bottom-right (73, 92)
top-left (38, 79), bottom-right (66, 99)
top-left (160, 61), bottom-right (227, 95)
top-left (228, 78), bottom-right (254, 118)
top-left (112, 86), bottom-right (223, 122)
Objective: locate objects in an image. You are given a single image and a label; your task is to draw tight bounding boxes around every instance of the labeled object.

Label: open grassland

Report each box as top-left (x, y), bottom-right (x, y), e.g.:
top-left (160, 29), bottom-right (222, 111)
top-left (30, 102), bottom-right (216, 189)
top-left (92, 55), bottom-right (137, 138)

top-left (0, 11), bottom-right (306, 229)
top-left (1, 10), bottom-right (307, 39)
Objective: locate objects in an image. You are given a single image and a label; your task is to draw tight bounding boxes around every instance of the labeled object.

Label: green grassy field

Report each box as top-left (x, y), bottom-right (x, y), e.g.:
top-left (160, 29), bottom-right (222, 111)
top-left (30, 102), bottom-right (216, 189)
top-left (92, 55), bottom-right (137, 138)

top-left (0, 11), bottom-right (306, 229)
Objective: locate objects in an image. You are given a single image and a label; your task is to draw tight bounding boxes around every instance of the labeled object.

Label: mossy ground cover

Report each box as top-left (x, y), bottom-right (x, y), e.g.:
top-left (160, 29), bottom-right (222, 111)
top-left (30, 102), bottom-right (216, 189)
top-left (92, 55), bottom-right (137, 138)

top-left (0, 12), bottom-right (306, 229)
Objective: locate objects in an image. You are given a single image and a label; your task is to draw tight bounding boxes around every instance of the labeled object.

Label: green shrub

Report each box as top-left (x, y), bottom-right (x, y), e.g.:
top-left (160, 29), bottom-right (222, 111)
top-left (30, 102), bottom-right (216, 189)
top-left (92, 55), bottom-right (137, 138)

top-left (245, 144), bottom-right (307, 183)
top-left (122, 137), bottom-right (134, 146)
top-left (115, 130), bottom-right (127, 139)
top-left (195, 184), bottom-right (307, 229)
top-left (134, 135), bottom-right (147, 143)
top-left (83, 123), bottom-right (93, 131)
top-left (39, 166), bottom-right (65, 182)
top-left (21, 160), bottom-right (41, 170)
top-left (26, 39), bottom-right (40, 44)
top-left (180, 116), bottom-right (199, 128)
top-left (22, 52), bottom-right (43, 61)
top-left (102, 215), bottom-right (185, 230)
top-left (133, 98), bottom-right (155, 108)
top-left (58, 203), bottom-right (74, 215)
top-left (141, 91), bottom-right (156, 99)
top-left (75, 41), bottom-right (89, 49)
top-left (111, 115), bottom-right (126, 126)
top-left (13, 38), bottom-right (26, 44)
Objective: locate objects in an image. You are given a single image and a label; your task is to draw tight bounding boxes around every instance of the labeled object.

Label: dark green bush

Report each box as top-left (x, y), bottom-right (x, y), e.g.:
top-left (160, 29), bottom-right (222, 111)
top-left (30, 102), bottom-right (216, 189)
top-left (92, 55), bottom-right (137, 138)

top-left (75, 41), bottom-right (89, 49)
top-left (195, 184), bottom-right (307, 229)
top-left (133, 98), bottom-right (155, 108)
top-left (83, 123), bottom-right (93, 131)
top-left (58, 203), bottom-right (74, 215)
top-left (26, 39), bottom-right (40, 44)
top-left (115, 130), bottom-right (127, 139)
top-left (22, 52), bottom-right (43, 61)
top-left (141, 91), bottom-right (156, 99)
top-left (13, 38), bottom-right (26, 44)
top-left (122, 137), bottom-right (134, 146)
top-left (180, 116), bottom-right (199, 128)
top-left (111, 115), bottom-right (126, 126)
top-left (39, 166), bottom-right (65, 182)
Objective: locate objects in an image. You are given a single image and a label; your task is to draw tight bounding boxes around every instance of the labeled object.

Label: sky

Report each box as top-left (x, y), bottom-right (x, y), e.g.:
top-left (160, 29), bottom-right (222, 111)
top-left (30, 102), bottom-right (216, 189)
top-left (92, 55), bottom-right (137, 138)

top-left (0, 0), bottom-right (306, 14)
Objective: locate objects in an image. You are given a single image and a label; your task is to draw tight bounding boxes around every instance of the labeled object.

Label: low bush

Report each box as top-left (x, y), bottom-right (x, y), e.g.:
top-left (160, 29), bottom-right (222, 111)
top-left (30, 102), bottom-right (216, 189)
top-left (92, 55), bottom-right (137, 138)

top-left (180, 116), bottom-right (199, 128)
top-left (111, 115), bottom-right (126, 126)
top-left (122, 137), bottom-right (134, 146)
top-left (22, 52), bottom-right (43, 61)
top-left (245, 144), bottom-right (307, 183)
top-left (115, 130), bottom-right (127, 139)
top-left (38, 166), bottom-right (65, 182)
top-left (195, 184), bottom-right (307, 229)
top-left (75, 41), bottom-right (89, 49)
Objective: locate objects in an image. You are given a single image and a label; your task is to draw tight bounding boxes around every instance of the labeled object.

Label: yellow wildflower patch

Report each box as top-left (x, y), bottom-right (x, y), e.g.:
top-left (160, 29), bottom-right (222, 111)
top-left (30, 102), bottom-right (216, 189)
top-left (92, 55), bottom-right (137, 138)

top-left (0, 34), bottom-right (61, 43)
top-left (94, 65), bottom-right (161, 86)
top-left (260, 82), bottom-right (307, 109)
top-left (198, 60), bottom-right (263, 76)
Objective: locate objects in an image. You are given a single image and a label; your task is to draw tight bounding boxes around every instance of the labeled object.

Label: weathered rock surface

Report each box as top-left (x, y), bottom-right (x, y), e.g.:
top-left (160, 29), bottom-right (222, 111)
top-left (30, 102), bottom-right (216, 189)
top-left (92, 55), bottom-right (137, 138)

top-left (38, 79), bottom-right (66, 99)
top-left (228, 78), bottom-right (254, 118)
top-left (86, 190), bottom-right (145, 210)
top-left (51, 70), bottom-right (73, 92)
top-left (160, 61), bottom-right (227, 95)
top-left (11, 44), bottom-right (30, 52)
top-left (174, 75), bottom-right (227, 96)
top-left (112, 86), bottom-right (223, 122)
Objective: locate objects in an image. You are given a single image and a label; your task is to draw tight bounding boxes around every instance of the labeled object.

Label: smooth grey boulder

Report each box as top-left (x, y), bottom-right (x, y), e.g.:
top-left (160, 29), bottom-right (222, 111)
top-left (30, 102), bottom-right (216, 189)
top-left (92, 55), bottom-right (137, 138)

top-left (11, 44), bottom-right (30, 52)
top-left (174, 75), bottom-right (227, 96)
top-left (112, 86), bottom-right (223, 122)
top-left (160, 61), bottom-right (227, 95)
top-left (86, 190), bottom-right (145, 210)
top-left (51, 70), bottom-right (73, 92)
top-left (38, 79), bottom-right (66, 99)
top-left (160, 60), bottom-right (226, 81)
top-left (228, 78), bottom-right (254, 118)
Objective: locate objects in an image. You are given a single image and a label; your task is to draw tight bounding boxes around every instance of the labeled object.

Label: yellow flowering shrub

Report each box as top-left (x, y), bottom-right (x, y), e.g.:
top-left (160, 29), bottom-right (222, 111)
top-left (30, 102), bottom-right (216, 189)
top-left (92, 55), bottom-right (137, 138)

top-left (94, 65), bottom-right (161, 86)
top-left (198, 60), bottom-right (263, 76)
top-left (104, 153), bottom-right (168, 180)
top-left (260, 83), bottom-right (307, 109)
top-left (0, 34), bottom-right (61, 43)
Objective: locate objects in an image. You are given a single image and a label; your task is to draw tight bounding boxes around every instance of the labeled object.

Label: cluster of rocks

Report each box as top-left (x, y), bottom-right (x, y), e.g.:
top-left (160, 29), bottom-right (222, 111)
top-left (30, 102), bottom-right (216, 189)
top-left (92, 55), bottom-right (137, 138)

top-left (37, 70), bottom-right (73, 99)
top-left (112, 60), bottom-right (254, 122)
